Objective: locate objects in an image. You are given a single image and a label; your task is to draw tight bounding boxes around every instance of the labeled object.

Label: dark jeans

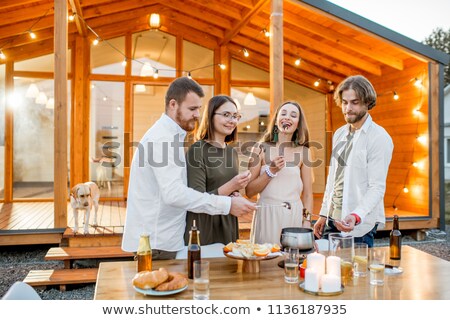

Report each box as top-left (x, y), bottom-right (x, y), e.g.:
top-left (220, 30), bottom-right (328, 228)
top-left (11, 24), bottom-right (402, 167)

top-left (321, 220), bottom-right (378, 248)
top-left (152, 249), bottom-right (177, 260)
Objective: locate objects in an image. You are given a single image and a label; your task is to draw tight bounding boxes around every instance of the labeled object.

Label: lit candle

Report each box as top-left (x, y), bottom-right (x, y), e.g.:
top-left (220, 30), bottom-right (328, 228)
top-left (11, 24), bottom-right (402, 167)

top-left (326, 255), bottom-right (341, 277)
top-left (321, 274), bottom-right (341, 293)
top-left (304, 268), bottom-right (320, 292)
top-left (307, 252), bottom-right (326, 278)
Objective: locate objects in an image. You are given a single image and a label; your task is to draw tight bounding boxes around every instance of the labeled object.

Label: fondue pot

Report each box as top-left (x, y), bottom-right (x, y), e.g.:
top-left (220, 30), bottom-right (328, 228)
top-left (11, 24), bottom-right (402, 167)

top-left (280, 227), bottom-right (315, 251)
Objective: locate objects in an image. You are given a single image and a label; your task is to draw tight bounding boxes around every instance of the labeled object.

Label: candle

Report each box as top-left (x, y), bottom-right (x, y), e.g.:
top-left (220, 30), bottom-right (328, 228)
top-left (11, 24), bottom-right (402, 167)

top-left (321, 274), bottom-right (341, 293)
top-left (326, 255), bottom-right (341, 277)
top-left (304, 268), bottom-right (320, 292)
top-left (307, 252), bottom-right (326, 278)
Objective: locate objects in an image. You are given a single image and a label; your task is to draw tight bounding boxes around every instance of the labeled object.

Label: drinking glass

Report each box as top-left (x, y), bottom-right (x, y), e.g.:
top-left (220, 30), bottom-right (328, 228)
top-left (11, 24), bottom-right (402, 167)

top-left (328, 233), bottom-right (354, 285)
top-left (193, 260), bottom-right (209, 300)
top-left (369, 248), bottom-right (385, 286)
top-left (353, 243), bottom-right (368, 277)
top-left (284, 248), bottom-right (300, 284)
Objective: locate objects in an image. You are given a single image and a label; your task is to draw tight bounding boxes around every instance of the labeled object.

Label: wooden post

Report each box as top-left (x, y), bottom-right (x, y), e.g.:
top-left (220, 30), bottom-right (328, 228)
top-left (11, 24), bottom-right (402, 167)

top-left (54, 0), bottom-right (68, 228)
top-left (270, 0), bottom-right (283, 115)
top-left (176, 35), bottom-right (183, 78)
top-left (214, 46), bottom-right (230, 95)
top-left (4, 62), bottom-right (13, 202)
top-left (124, 33), bottom-right (132, 198)
top-left (71, 35), bottom-right (90, 187)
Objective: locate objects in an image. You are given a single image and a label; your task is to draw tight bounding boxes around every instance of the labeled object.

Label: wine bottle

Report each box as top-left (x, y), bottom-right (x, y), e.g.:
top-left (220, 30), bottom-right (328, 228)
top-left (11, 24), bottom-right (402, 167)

top-left (187, 220), bottom-right (201, 279)
top-left (137, 233), bottom-right (152, 272)
top-left (389, 215), bottom-right (402, 260)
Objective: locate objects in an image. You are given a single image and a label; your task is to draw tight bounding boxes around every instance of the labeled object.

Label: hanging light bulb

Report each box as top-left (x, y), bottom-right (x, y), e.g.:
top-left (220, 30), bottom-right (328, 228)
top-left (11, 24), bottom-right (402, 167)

top-left (149, 13), bottom-right (161, 30)
top-left (35, 92), bottom-right (48, 105)
top-left (93, 37), bottom-right (100, 46)
top-left (68, 13), bottom-right (75, 21)
top-left (187, 72), bottom-right (192, 79)
top-left (414, 78), bottom-right (423, 88)
top-left (28, 31), bottom-right (36, 39)
top-left (294, 58), bottom-right (301, 66)
top-left (218, 64), bottom-right (226, 70)
top-left (26, 83), bottom-right (40, 98)
top-left (263, 28), bottom-right (270, 37)
top-left (121, 58), bottom-right (127, 67)
top-left (244, 92), bottom-right (256, 105)
top-left (417, 135), bottom-right (427, 144)
top-left (0, 50), bottom-right (6, 60)
top-left (243, 48), bottom-right (249, 57)
top-left (314, 79), bottom-right (321, 87)
top-left (413, 108), bottom-right (421, 116)
top-left (393, 91), bottom-right (399, 100)
top-left (103, 96), bottom-right (107, 101)
top-left (403, 186), bottom-right (409, 193)
top-left (153, 69), bottom-right (159, 79)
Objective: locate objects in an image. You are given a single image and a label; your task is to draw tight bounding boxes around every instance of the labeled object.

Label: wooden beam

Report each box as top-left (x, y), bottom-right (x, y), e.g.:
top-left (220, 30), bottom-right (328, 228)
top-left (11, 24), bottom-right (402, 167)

top-left (81, 0), bottom-right (159, 19)
top-left (219, 0), bottom-right (269, 46)
top-left (53, 0), bottom-right (68, 228)
top-left (270, 0), bottom-right (283, 114)
top-left (214, 46), bottom-right (231, 95)
top-left (0, 2), bottom-right (54, 27)
top-left (69, 0), bottom-right (88, 36)
top-left (4, 62), bottom-right (13, 202)
top-left (0, 16), bottom-right (53, 40)
top-left (282, 8), bottom-right (404, 71)
top-left (0, 0), bottom-right (38, 10)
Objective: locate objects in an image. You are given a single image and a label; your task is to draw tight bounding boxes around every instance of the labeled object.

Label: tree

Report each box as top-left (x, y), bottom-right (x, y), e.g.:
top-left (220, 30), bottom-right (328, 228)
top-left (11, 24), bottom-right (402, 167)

top-left (423, 27), bottom-right (450, 86)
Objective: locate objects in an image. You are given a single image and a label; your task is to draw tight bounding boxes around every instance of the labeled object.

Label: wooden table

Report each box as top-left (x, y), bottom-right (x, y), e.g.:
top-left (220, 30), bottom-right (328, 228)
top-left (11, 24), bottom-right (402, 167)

top-left (94, 246), bottom-right (450, 300)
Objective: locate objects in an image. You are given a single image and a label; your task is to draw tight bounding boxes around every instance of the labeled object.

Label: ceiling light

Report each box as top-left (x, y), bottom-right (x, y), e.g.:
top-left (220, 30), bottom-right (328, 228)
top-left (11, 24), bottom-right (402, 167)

top-left (28, 31), bottom-right (36, 39)
top-left (244, 92), bottom-right (256, 106)
top-left (93, 38), bottom-right (100, 46)
top-left (314, 79), bottom-right (321, 87)
top-left (393, 91), bottom-right (399, 100)
top-left (140, 63), bottom-right (154, 77)
top-left (0, 50), bottom-right (5, 60)
top-left (149, 13), bottom-right (161, 30)
top-left (243, 48), bottom-right (249, 57)
top-left (294, 58), bottom-right (301, 66)
top-left (26, 83), bottom-right (40, 98)
top-left (263, 28), bottom-right (270, 37)
top-left (219, 64), bottom-right (226, 70)
top-left (68, 14), bottom-right (75, 21)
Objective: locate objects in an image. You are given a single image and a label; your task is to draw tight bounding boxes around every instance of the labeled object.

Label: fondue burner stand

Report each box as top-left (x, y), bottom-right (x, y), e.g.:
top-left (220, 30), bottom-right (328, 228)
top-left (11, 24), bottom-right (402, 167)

top-left (277, 247), bottom-right (315, 269)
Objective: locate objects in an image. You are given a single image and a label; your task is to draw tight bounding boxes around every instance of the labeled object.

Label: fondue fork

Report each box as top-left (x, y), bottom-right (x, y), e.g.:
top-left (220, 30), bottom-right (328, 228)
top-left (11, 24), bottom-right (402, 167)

top-left (255, 201), bottom-right (291, 210)
top-left (309, 213), bottom-right (349, 226)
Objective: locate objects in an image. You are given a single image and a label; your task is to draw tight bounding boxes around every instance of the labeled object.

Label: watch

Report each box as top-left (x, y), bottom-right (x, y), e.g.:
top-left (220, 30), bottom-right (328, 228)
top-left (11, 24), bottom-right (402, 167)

top-left (303, 208), bottom-right (311, 221)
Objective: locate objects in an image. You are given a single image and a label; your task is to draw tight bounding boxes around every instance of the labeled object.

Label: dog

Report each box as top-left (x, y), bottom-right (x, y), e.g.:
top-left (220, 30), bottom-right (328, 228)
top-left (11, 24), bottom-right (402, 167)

top-left (70, 182), bottom-right (100, 234)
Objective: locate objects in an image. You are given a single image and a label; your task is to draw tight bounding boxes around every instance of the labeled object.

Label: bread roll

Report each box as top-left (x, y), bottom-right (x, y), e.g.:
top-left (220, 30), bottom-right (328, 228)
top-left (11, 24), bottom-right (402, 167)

top-left (132, 268), bottom-right (169, 289)
top-left (155, 273), bottom-right (188, 291)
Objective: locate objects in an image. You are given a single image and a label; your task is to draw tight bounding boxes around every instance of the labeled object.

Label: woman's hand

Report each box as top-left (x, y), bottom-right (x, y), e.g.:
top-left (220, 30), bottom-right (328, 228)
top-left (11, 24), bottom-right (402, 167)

top-left (313, 216), bottom-right (326, 239)
top-left (231, 170), bottom-right (252, 190)
top-left (269, 156), bottom-right (285, 175)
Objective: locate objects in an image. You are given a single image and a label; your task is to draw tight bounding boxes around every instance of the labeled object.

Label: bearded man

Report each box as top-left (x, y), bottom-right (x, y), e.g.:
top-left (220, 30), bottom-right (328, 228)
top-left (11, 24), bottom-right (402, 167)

top-left (122, 77), bottom-right (255, 259)
top-left (313, 75), bottom-right (393, 247)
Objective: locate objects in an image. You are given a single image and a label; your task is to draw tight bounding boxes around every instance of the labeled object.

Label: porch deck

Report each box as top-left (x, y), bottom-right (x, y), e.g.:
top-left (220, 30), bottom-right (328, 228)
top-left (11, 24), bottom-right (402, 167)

top-left (0, 201), bottom-right (435, 246)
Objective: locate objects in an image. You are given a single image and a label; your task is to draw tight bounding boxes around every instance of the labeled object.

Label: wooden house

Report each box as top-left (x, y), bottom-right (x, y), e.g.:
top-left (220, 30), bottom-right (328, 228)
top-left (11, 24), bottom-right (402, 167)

top-left (0, 0), bottom-right (449, 246)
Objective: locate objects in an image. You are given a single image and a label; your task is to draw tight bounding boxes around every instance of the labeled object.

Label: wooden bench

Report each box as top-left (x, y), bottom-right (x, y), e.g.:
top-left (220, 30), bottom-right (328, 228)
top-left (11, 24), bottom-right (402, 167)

top-left (23, 268), bottom-right (99, 292)
top-left (45, 246), bottom-right (134, 269)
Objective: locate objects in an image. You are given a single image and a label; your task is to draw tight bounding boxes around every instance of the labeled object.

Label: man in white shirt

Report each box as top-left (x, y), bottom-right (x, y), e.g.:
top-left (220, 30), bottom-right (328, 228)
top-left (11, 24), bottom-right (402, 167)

top-left (122, 77), bottom-right (256, 259)
top-left (313, 75), bottom-right (393, 247)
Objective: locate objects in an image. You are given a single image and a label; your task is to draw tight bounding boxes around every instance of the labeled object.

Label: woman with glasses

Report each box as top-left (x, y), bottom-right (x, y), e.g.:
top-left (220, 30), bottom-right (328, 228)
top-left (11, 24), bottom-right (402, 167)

top-left (184, 95), bottom-right (252, 245)
top-left (245, 101), bottom-right (313, 245)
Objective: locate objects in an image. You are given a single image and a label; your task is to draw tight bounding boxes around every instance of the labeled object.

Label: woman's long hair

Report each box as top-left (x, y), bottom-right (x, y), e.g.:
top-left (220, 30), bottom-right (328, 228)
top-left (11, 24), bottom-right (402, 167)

top-left (261, 101), bottom-right (310, 147)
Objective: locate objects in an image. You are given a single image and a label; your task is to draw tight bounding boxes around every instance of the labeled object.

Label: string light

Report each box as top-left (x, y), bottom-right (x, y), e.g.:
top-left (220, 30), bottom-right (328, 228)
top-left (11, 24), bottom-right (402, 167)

top-left (417, 135), bottom-right (427, 144)
top-left (393, 91), bottom-right (399, 100)
top-left (314, 79), bottom-right (321, 87)
top-left (28, 31), bottom-right (36, 39)
top-left (263, 28), bottom-right (270, 37)
top-left (68, 14), bottom-right (75, 21)
top-left (243, 48), bottom-right (249, 57)
top-left (187, 72), bottom-right (192, 79)
top-left (0, 50), bottom-right (5, 60)
top-left (121, 58), bottom-right (127, 67)
top-left (93, 37), bottom-right (100, 46)
top-left (413, 77), bottom-right (423, 88)
top-left (153, 69), bottom-right (159, 79)
top-left (403, 186), bottom-right (409, 193)
top-left (218, 63), bottom-right (226, 70)
top-left (294, 58), bottom-right (301, 66)
top-left (413, 108), bottom-right (420, 116)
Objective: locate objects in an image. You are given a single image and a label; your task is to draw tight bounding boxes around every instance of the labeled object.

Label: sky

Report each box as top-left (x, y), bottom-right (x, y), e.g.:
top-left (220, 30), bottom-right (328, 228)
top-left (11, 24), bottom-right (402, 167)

top-left (327, 0), bottom-right (450, 42)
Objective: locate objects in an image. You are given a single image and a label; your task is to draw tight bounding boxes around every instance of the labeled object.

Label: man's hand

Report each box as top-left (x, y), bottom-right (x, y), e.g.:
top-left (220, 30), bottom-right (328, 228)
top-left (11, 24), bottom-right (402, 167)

top-left (230, 197), bottom-right (256, 217)
top-left (313, 216), bottom-right (326, 239)
top-left (335, 215), bottom-right (356, 232)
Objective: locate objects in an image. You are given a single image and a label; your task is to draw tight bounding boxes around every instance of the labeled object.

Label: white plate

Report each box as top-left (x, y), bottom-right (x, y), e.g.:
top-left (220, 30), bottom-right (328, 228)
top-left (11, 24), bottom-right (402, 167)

top-left (134, 285), bottom-right (188, 296)
top-left (225, 251), bottom-right (282, 260)
top-left (385, 267), bottom-right (404, 275)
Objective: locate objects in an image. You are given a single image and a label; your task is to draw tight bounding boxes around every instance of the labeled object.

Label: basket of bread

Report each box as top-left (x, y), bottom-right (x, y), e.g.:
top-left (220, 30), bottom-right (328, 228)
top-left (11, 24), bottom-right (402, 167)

top-left (132, 268), bottom-right (188, 296)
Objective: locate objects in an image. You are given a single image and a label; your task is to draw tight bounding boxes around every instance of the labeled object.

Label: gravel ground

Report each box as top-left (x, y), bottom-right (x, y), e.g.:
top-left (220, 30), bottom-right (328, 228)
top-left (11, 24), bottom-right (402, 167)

top-left (1, 225), bottom-right (449, 300)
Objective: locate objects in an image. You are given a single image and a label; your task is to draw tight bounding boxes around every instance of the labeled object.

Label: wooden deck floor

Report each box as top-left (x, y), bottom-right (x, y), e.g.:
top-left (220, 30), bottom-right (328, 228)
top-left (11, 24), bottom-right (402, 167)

top-left (0, 200), bottom-right (434, 246)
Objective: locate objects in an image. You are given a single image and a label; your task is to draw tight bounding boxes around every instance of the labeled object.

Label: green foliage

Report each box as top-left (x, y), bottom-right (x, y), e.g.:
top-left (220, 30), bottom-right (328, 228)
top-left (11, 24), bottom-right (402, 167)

top-left (423, 27), bottom-right (450, 86)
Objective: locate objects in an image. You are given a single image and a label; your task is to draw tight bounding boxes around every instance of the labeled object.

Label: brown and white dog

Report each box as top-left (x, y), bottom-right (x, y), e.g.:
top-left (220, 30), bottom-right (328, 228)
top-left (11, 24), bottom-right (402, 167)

top-left (70, 182), bottom-right (100, 234)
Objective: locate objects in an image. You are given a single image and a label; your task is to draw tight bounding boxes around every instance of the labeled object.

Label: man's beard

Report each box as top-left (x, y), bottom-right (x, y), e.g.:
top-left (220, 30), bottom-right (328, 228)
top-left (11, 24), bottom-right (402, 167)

top-left (344, 110), bottom-right (366, 124)
top-left (175, 109), bottom-right (198, 132)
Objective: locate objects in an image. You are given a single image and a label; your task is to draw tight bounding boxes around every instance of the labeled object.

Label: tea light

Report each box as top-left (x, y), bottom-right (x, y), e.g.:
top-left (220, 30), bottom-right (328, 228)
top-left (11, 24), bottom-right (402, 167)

top-left (307, 252), bottom-right (326, 278)
top-left (326, 255), bottom-right (341, 277)
top-left (321, 274), bottom-right (341, 293)
top-left (304, 268), bottom-right (320, 292)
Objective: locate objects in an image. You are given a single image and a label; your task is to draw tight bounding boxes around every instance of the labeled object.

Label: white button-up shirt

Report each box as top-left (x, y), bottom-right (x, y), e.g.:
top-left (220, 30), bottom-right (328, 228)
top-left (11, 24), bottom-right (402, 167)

top-left (122, 114), bottom-right (231, 252)
top-left (319, 114), bottom-right (393, 237)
